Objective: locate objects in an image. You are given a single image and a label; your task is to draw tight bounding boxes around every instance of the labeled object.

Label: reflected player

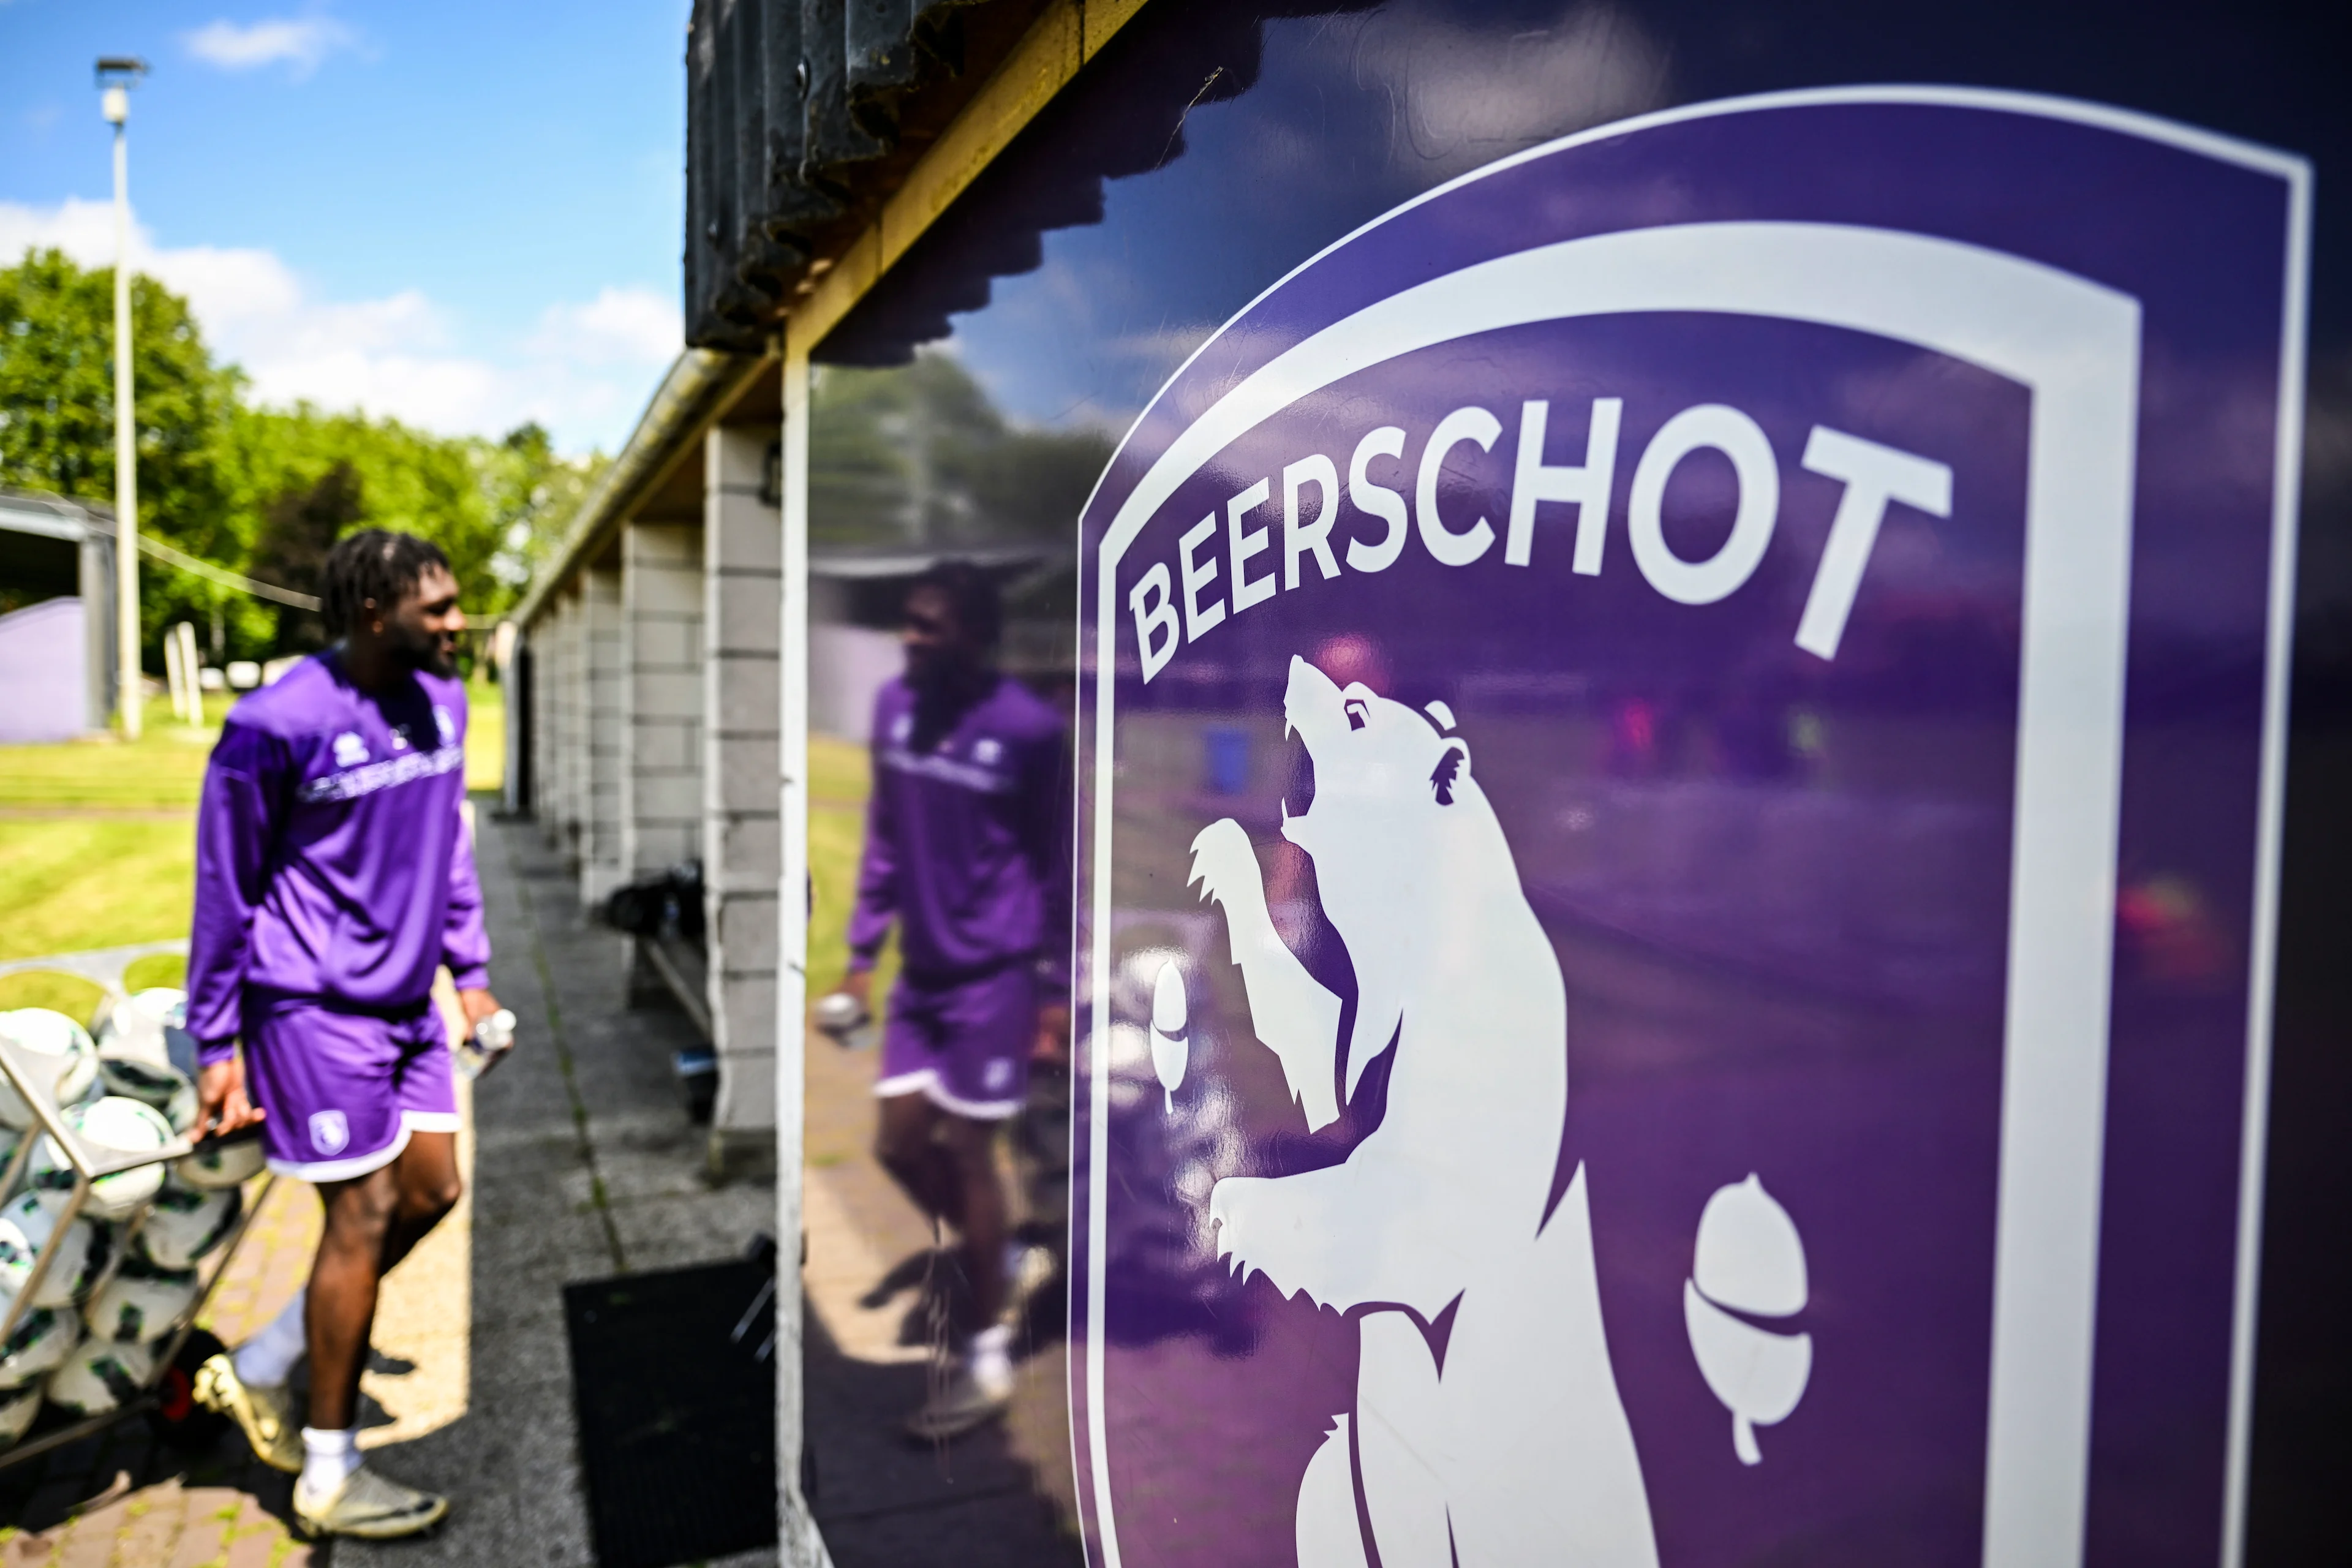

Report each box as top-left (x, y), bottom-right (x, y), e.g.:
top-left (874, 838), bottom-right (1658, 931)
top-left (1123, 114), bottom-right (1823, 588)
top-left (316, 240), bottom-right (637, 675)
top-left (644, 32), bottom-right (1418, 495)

top-left (832, 562), bottom-right (1071, 1439)
top-left (183, 530), bottom-right (503, 1539)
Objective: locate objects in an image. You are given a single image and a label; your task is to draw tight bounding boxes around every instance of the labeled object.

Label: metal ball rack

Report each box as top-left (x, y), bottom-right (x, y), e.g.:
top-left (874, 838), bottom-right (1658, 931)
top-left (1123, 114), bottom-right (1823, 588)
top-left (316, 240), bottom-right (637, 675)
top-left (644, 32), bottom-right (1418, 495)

top-left (0, 1031), bottom-right (277, 1471)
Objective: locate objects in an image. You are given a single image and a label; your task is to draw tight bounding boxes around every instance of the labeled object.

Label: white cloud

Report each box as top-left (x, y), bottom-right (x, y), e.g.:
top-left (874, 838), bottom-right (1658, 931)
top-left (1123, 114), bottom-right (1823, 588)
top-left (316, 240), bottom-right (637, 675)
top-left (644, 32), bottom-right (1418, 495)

top-left (0, 198), bottom-right (673, 453)
top-left (530, 285), bottom-right (682, 367)
top-left (183, 15), bottom-right (360, 78)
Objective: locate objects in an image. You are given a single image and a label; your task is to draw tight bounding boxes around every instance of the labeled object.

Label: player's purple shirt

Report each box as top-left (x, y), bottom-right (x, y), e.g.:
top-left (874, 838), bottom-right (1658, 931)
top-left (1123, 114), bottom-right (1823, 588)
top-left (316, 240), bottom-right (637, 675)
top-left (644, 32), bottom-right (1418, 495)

top-left (186, 652), bottom-right (488, 1065)
top-left (848, 673), bottom-right (1071, 992)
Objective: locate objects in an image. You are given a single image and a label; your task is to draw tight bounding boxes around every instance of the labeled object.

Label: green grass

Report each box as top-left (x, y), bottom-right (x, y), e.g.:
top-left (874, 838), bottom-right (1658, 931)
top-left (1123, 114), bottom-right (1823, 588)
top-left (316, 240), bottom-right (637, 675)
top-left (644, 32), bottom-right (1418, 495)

top-left (0, 674), bottom-right (837, 1035)
top-left (0, 814), bottom-right (194, 1026)
top-left (807, 733), bottom-right (897, 1006)
top-left (0, 674), bottom-right (500, 1032)
top-left (465, 671), bottom-right (504, 793)
top-left (0, 815), bottom-right (196, 959)
top-left (0, 695), bottom-right (224, 812)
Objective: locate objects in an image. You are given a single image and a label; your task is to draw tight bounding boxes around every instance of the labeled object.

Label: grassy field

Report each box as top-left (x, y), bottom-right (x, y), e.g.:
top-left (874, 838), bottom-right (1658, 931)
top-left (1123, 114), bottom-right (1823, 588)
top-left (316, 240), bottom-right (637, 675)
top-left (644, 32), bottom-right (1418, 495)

top-left (807, 731), bottom-right (894, 1005)
top-left (0, 674), bottom-right (507, 1025)
top-left (0, 680), bottom-right (886, 1031)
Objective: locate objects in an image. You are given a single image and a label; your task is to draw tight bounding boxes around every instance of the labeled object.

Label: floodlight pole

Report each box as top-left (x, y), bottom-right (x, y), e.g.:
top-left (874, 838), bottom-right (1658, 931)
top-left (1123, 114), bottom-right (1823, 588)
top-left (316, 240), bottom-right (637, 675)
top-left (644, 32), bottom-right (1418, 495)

top-left (99, 60), bottom-right (145, 739)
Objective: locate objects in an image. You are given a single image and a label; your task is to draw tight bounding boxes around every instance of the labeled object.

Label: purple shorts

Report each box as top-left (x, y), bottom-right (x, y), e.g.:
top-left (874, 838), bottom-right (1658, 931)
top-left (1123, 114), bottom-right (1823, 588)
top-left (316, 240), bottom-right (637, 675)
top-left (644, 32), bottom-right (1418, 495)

top-left (875, 964), bottom-right (1036, 1120)
top-left (242, 998), bottom-right (459, 1180)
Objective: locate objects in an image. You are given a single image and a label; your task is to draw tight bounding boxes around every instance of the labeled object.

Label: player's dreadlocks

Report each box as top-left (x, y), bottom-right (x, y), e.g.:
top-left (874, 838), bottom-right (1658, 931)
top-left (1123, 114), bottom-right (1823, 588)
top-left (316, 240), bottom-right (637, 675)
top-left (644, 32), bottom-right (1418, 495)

top-left (910, 559), bottom-right (1003, 649)
top-left (320, 530), bottom-right (451, 637)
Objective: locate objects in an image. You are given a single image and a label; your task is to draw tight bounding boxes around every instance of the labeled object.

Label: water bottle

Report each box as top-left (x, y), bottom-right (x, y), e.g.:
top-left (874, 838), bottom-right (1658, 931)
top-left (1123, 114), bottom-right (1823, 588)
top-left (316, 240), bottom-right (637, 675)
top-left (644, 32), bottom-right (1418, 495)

top-left (813, 991), bottom-right (875, 1050)
top-left (458, 1009), bottom-right (518, 1079)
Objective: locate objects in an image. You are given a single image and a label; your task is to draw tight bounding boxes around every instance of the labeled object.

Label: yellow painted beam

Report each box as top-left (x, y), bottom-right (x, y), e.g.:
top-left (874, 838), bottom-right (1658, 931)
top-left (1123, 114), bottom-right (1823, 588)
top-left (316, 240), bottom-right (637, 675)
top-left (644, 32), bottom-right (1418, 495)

top-left (788, 0), bottom-right (1154, 352)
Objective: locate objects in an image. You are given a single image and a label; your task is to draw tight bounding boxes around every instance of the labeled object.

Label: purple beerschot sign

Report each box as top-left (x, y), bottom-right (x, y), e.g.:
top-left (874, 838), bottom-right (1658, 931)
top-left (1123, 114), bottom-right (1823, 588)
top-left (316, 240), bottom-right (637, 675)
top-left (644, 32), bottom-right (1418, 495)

top-left (1071, 88), bottom-right (2309, 1567)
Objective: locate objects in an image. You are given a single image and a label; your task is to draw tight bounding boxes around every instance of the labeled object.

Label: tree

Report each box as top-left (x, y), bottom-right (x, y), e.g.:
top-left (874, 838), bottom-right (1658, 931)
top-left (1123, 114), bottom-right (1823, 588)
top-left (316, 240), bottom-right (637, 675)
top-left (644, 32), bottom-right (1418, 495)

top-left (250, 460), bottom-right (364, 651)
top-left (0, 247), bottom-right (252, 660)
top-left (479, 421), bottom-right (609, 595)
top-left (0, 247), bottom-right (238, 536)
top-left (2, 246), bottom-right (607, 670)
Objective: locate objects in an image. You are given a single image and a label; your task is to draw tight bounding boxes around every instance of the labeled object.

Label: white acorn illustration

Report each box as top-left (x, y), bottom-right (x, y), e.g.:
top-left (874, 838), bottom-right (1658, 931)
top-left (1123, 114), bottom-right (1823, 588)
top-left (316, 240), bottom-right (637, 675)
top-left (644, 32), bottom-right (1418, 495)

top-left (1684, 1174), bottom-right (1812, 1466)
top-left (1148, 959), bottom-right (1188, 1113)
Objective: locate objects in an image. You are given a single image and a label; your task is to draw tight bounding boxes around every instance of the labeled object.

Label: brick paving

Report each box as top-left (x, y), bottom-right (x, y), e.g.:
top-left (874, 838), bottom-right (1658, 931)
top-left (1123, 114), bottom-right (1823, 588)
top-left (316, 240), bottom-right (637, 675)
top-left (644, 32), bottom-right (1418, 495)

top-left (0, 1170), bottom-right (318, 1566)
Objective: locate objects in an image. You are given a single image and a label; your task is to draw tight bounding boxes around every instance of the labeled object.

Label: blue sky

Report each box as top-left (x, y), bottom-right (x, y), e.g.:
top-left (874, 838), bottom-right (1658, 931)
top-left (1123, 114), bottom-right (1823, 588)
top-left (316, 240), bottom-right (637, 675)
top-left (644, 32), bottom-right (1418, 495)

top-left (0, 1), bottom-right (691, 452)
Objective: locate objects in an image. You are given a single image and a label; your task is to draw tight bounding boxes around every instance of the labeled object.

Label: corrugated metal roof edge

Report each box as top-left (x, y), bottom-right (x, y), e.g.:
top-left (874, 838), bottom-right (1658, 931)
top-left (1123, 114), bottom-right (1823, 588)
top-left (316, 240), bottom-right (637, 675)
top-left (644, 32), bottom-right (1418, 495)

top-left (519, 0), bottom-right (1155, 630)
top-left (511, 346), bottom-right (771, 629)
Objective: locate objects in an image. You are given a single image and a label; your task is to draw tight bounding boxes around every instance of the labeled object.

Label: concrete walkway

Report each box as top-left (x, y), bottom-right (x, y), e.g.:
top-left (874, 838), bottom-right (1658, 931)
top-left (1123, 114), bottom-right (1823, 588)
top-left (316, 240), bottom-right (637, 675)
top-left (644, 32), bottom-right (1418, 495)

top-left (339, 805), bottom-right (780, 1567)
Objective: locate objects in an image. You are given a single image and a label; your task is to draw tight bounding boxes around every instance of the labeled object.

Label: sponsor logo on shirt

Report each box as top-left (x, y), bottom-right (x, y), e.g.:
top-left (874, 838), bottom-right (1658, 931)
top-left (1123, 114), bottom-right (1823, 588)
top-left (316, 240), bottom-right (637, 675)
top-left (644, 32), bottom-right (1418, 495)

top-left (309, 1110), bottom-right (350, 1156)
top-left (333, 731), bottom-right (369, 767)
top-left (878, 745), bottom-right (1014, 795)
top-left (299, 744), bottom-right (465, 804)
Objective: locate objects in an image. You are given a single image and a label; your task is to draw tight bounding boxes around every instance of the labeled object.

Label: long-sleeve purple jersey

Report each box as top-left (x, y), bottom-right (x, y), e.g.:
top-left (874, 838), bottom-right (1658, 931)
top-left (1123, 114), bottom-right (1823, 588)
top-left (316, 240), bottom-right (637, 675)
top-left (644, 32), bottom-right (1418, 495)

top-left (186, 652), bottom-right (487, 1066)
top-left (848, 673), bottom-right (1071, 992)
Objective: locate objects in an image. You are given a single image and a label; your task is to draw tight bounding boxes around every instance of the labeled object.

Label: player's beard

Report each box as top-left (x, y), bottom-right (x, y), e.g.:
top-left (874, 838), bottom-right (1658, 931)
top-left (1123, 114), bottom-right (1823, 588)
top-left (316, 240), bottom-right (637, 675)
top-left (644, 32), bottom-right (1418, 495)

top-left (390, 618), bottom-right (459, 679)
top-left (907, 647), bottom-right (987, 751)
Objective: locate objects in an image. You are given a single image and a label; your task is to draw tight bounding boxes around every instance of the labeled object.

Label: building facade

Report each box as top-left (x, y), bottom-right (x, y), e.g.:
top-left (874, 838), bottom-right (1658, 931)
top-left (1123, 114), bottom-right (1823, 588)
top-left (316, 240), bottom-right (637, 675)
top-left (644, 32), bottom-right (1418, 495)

top-left (510, 2), bottom-right (2350, 1562)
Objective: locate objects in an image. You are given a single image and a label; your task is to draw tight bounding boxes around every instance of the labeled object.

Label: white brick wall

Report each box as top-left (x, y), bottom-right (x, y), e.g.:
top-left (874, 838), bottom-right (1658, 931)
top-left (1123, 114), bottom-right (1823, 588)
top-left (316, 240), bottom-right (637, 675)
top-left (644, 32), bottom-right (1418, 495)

top-left (533, 592), bottom-right (586, 858)
top-left (582, 564), bottom-right (628, 907)
top-left (623, 522), bottom-right (706, 882)
top-left (703, 425), bottom-right (781, 1134)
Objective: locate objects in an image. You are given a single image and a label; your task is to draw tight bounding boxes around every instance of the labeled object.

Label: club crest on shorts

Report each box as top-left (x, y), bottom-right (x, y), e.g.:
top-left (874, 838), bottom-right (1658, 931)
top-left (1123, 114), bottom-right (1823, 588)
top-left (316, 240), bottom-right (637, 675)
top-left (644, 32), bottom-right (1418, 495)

top-left (309, 1110), bottom-right (350, 1156)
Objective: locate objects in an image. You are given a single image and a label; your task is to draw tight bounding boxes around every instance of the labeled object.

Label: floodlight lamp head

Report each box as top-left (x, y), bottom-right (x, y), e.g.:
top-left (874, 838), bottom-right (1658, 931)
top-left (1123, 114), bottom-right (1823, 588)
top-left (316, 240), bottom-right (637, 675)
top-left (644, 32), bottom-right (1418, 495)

top-left (96, 58), bottom-right (148, 121)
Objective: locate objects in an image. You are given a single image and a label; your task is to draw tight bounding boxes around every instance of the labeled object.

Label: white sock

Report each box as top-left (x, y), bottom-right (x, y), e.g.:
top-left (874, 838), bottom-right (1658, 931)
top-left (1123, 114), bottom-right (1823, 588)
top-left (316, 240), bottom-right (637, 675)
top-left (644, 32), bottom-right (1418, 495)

top-left (968, 1323), bottom-right (1013, 1382)
top-left (233, 1286), bottom-right (307, 1389)
top-left (298, 1426), bottom-right (360, 1502)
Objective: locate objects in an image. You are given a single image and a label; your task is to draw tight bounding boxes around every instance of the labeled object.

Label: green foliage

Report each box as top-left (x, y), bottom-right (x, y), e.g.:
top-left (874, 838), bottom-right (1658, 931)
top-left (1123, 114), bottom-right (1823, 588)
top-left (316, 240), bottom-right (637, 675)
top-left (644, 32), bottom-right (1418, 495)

top-left (810, 352), bottom-right (1110, 553)
top-left (0, 247), bottom-right (238, 527)
top-left (478, 421), bottom-right (611, 594)
top-left (0, 247), bottom-right (604, 671)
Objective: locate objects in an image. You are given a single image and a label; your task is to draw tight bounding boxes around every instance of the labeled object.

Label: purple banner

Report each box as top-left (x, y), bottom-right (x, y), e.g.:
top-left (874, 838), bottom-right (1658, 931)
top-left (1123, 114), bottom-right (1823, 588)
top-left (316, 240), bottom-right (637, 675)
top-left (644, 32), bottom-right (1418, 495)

top-left (1072, 89), bottom-right (2306, 1567)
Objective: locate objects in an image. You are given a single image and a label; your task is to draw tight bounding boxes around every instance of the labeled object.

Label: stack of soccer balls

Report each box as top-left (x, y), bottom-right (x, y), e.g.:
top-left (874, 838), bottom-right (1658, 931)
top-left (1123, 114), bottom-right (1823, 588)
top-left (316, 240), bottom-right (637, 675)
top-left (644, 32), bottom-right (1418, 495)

top-left (0, 999), bottom-right (254, 1442)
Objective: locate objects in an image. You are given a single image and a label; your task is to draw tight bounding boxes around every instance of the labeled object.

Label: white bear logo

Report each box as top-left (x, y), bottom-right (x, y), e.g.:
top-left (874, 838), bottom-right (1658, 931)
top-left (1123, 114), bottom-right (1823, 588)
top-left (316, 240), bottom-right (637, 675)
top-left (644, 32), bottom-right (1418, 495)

top-left (1191, 654), bottom-right (1657, 1567)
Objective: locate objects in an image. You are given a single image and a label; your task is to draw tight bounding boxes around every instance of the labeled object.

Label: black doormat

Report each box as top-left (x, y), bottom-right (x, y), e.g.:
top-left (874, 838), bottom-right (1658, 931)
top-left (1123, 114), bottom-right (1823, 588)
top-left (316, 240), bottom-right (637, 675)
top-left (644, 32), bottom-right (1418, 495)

top-left (564, 1258), bottom-right (777, 1568)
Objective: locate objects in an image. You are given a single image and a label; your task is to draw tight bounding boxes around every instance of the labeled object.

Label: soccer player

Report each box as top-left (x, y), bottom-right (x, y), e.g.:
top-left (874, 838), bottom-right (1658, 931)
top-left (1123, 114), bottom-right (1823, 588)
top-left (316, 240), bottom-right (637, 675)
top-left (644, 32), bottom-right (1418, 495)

top-left (832, 562), bottom-right (1070, 1438)
top-left (182, 529), bottom-right (502, 1539)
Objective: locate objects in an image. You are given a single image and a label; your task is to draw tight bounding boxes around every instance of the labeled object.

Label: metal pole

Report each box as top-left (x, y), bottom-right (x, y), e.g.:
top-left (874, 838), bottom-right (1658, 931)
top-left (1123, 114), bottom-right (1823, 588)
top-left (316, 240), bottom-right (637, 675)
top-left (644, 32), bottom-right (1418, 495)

top-left (110, 100), bottom-right (139, 741)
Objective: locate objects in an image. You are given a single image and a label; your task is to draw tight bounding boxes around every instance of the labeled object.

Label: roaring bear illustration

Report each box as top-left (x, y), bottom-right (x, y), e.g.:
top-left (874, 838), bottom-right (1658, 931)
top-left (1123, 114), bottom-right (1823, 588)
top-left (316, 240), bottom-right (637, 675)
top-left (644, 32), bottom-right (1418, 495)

top-left (1189, 654), bottom-right (1658, 1567)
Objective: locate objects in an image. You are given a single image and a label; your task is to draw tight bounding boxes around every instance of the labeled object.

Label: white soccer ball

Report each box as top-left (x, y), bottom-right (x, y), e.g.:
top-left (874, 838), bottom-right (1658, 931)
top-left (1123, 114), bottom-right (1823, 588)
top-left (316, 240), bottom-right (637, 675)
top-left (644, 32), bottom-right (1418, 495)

top-left (92, 988), bottom-right (189, 1066)
top-left (0, 1009), bottom-right (99, 1128)
top-left (174, 1134), bottom-right (267, 1192)
top-left (137, 1180), bottom-right (241, 1272)
top-left (86, 1259), bottom-right (197, 1345)
top-left (0, 1306), bottom-right (80, 1390)
top-left (96, 1054), bottom-right (197, 1136)
top-left (45, 1337), bottom-right (153, 1417)
top-left (0, 1215), bottom-right (31, 1308)
top-left (1, 1193), bottom-right (109, 1308)
top-left (0, 1383), bottom-right (39, 1447)
top-left (29, 1098), bottom-right (174, 1221)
